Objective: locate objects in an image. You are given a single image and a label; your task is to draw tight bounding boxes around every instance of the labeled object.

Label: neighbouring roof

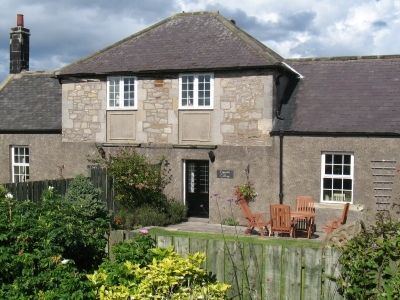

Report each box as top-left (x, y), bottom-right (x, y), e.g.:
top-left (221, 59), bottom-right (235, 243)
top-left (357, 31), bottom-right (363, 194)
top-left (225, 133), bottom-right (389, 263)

top-left (274, 55), bottom-right (400, 135)
top-left (57, 11), bottom-right (284, 77)
top-left (0, 71), bottom-right (61, 132)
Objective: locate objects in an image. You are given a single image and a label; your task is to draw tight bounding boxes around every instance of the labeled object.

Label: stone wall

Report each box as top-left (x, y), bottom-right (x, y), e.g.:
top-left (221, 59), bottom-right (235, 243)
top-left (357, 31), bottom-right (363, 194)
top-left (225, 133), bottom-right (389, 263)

top-left (219, 72), bottom-right (273, 145)
top-left (140, 78), bottom-right (177, 144)
top-left (62, 79), bottom-right (106, 142)
top-left (61, 70), bottom-right (274, 146)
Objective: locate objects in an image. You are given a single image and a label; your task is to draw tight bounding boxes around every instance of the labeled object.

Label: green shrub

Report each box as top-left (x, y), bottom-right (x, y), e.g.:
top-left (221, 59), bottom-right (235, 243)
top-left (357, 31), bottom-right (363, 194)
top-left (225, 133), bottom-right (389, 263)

top-left (0, 187), bottom-right (109, 298)
top-left (89, 147), bottom-right (171, 210)
top-left (119, 200), bottom-right (187, 229)
top-left (166, 199), bottom-right (188, 224)
top-left (338, 212), bottom-right (400, 299)
top-left (221, 218), bottom-right (239, 226)
top-left (112, 232), bottom-right (156, 265)
top-left (121, 204), bottom-right (170, 228)
top-left (64, 174), bottom-right (112, 221)
top-left (88, 245), bottom-right (230, 299)
top-left (0, 184), bottom-right (8, 198)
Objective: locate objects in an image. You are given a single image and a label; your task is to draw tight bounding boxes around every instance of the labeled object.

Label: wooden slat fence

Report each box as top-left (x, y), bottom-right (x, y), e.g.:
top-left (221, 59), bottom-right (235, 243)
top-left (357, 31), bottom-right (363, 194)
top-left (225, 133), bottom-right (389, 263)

top-left (3, 179), bottom-right (74, 203)
top-left (108, 230), bottom-right (343, 300)
top-left (2, 168), bottom-right (118, 212)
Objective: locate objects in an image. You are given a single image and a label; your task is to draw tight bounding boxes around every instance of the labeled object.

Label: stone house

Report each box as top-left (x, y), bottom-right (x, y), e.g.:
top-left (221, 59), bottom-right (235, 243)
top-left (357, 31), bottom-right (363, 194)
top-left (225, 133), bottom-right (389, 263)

top-left (54, 11), bottom-right (400, 228)
top-left (0, 15), bottom-right (96, 183)
top-left (55, 11), bottom-right (301, 222)
top-left (3, 11), bottom-right (400, 230)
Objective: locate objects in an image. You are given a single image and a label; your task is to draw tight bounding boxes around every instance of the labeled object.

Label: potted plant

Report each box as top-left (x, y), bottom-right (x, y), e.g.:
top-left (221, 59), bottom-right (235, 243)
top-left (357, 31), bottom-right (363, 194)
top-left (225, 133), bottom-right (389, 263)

top-left (234, 181), bottom-right (257, 203)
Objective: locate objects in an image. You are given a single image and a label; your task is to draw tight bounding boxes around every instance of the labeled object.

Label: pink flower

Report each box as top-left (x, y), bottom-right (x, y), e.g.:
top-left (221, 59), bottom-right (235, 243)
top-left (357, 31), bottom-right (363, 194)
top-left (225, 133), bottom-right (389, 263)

top-left (139, 229), bottom-right (148, 235)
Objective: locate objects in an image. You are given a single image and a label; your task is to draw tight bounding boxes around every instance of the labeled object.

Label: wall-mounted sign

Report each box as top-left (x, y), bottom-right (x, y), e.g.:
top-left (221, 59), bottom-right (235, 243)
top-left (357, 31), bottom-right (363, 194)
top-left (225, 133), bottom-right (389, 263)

top-left (217, 170), bottom-right (234, 179)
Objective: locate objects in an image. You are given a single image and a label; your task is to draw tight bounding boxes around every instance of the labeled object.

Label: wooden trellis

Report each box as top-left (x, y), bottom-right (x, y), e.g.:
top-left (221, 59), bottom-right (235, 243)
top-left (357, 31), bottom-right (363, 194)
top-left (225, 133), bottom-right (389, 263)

top-left (371, 160), bottom-right (396, 211)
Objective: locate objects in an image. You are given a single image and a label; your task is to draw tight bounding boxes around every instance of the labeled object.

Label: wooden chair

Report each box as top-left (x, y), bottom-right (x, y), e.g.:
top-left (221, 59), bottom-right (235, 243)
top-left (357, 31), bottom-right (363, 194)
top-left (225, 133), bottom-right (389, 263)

top-left (322, 202), bottom-right (350, 236)
top-left (237, 199), bottom-right (270, 236)
top-left (294, 196), bottom-right (315, 237)
top-left (269, 204), bottom-right (297, 238)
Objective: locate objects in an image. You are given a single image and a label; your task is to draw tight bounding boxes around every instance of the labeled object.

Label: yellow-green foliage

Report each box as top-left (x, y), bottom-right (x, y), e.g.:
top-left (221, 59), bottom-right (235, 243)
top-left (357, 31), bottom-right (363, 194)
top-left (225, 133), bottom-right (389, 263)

top-left (88, 246), bottom-right (230, 299)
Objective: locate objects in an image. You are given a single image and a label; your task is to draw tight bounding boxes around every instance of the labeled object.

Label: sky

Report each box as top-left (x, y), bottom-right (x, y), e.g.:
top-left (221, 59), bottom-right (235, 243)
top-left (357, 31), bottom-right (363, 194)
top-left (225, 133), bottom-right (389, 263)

top-left (0, 0), bottom-right (398, 82)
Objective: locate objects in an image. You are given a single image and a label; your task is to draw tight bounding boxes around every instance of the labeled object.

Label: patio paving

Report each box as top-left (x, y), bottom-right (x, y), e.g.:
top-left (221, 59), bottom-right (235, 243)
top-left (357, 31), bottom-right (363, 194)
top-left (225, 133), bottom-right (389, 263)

top-left (161, 218), bottom-right (326, 242)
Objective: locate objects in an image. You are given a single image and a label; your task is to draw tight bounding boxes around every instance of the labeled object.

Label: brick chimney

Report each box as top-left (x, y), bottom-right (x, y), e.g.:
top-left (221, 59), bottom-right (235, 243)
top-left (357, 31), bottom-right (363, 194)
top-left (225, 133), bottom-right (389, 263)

top-left (10, 14), bottom-right (30, 74)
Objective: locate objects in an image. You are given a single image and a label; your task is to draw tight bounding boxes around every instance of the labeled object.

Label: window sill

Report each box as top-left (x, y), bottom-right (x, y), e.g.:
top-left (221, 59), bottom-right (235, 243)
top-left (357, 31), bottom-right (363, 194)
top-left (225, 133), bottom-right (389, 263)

top-left (178, 107), bottom-right (213, 110)
top-left (172, 144), bottom-right (217, 149)
top-left (101, 143), bottom-right (141, 147)
top-left (106, 108), bottom-right (137, 111)
top-left (315, 202), bottom-right (364, 211)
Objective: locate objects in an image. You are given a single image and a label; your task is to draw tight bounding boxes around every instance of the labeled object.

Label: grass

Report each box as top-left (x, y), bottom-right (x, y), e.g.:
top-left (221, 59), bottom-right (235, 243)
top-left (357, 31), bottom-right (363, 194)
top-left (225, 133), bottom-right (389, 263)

top-left (149, 227), bottom-right (322, 248)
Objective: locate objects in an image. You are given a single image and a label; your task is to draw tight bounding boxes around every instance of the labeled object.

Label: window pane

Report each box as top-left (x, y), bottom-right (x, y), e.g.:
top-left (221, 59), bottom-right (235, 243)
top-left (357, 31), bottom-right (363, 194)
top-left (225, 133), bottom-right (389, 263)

top-left (199, 164), bottom-right (209, 193)
top-left (122, 77), bottom-right (135, 107)
top-left (323, 178), bottom-right (332, 189)
top-left (343, 165), bottom-right (351, 175)
top-left (325, 165), bottom-right (332, 175)
top-left (343, 155), bottom-right (351, 164)
top-left (333, 165), bottom-right (342, 175)
top-left (325, 154), bottom-right (332, 164)
top-left (109, 78), bottom-right (120, 107)
top-left (187, 163), bottom-right (196, 193)
top-left (181, 76), bottom-right (194, 106)
top-left (323, 190), bottom-right (332, 200)
top-left (333, 155), bottom-right (342, 164)
top-left (343, 179), bottom-right (352, 190)
top-left (333, 179), bottom-right (342, 189)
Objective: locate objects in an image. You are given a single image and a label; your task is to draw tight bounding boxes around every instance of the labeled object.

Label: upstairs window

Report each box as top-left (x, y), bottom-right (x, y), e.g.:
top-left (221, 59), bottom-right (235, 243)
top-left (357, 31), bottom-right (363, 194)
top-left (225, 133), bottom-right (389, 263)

top-left (11, 146), bottom-right (29, 183)
top-left (321, 152), bottom-right (353, 203)
top-left (107, 76), bottom-right (137, 109)
top-left (179, 73), bottom-right (214, 109)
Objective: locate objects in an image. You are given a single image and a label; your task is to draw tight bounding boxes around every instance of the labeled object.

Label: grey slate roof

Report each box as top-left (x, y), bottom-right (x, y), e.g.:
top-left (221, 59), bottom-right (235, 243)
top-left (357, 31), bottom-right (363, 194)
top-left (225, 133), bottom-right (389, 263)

top-left (274, 55), bottom-right (400, 135)
top-left (57, 11), bottom-right (283, 76)
top-left (0, 71), bottom-right (61, 132)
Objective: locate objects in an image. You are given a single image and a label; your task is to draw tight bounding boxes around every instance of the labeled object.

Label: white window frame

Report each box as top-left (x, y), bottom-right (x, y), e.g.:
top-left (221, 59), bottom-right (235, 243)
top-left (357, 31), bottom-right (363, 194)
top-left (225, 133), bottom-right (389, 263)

top-left (11, 146), bottom-right (29, 183)
top-left (107, 76), bottom-right (137, 109)
top-left (321, 152), bottom-right (354, 203)
top-left (179, 73), bottom-right (214, 109)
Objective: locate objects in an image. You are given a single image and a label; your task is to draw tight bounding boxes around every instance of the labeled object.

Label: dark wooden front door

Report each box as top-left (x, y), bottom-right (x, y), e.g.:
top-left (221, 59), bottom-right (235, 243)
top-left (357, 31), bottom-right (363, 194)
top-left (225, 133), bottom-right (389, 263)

top-left (186, 160), bottom-right (209, 218)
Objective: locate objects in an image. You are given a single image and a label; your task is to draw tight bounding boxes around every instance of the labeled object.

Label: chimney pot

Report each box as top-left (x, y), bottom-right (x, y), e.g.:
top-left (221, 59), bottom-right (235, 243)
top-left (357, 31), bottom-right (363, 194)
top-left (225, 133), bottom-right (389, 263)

top-left (17, 14), bottom-right (24, 27)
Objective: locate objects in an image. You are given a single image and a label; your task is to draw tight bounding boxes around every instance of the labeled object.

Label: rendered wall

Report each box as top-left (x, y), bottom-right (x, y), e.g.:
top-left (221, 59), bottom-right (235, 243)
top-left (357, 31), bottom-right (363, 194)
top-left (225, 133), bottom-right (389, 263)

top-left (281, 135), bottom-right (400, 229)
top-left (0, 134), bottom-right (97, 183)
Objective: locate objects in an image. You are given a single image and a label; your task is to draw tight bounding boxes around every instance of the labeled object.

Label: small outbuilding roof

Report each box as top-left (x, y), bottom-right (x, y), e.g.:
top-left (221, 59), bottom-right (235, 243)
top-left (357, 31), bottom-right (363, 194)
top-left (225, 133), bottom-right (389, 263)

top-left (274, 55), bottom-right (400, 135)
top-left (0, 71), bottom-right (61, 132)
top-left (57, 11), bottom-right (284, 77)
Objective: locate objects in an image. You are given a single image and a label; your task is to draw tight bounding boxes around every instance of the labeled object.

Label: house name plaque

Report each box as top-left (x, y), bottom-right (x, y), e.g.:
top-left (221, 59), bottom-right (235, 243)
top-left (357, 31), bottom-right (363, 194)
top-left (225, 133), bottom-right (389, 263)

top-left (217, 170), bottom-right (234, 179)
